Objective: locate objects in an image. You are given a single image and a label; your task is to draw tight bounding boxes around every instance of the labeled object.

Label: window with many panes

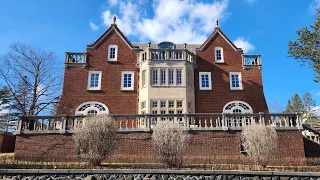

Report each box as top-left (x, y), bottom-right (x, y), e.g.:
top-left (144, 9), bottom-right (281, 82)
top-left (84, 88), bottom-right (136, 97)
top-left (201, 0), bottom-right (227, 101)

top-left (108, 44), bottom-right (118, 61)
top-left (168, 101), bottom-right (174, 108)
top-left (152, 101), bottom-right (158, 108)
top-left (176, 70), bottom-right (182, 85)
top-left (229, 72), bottom-right (242, 90)
top-left (199, 72), bottom-right (212, 90)
top-left (161, 70), bottom-right (166, 84)
top-left (121, 71), bottom-right (134, 90)
top-left (176, 101), bottom-right (182, 108)
top-left (168, 70), bottom-right (174, 85)
top-left (88, 71), bottom-right (102, 90)
top-left (152, 70), bottom-right (158, 85)
top-left (215, 47), bottom-right (224, 63)
top-left (160, 101), bottom-right (166, 108)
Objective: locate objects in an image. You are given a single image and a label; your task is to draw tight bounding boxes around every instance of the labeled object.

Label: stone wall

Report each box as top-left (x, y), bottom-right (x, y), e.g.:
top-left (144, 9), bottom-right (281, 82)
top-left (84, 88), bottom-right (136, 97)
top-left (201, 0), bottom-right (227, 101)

top-left (0, 169), bottom-right (320, 180)
top-left (14, 130), bottom-right (306, 166)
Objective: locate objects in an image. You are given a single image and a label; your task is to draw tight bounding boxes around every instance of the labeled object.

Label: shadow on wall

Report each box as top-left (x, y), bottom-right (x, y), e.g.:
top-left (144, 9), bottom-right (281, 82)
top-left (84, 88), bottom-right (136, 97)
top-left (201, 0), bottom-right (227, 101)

top-left (0, 133), bottom-right (16, 153)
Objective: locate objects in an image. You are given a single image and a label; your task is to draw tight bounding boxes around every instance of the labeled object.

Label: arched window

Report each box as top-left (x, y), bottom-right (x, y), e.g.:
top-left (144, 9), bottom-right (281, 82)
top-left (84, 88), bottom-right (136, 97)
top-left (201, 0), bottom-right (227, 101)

top-left (75, 101), bottom-right (109, 115)
top-left (223, 101), bottom-right (253, 114)
top-left (223, 101), bottom-right (253, 127)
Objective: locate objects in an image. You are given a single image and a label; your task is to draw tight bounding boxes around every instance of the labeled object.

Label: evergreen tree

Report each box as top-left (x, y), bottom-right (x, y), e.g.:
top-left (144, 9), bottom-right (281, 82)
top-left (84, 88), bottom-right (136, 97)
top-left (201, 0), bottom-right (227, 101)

top-left (288, 9), bottom-right (320, 82)
top-left (303, 92), bottom-right (316, 115)
top-left (284, 94), bottom-right (304, 113)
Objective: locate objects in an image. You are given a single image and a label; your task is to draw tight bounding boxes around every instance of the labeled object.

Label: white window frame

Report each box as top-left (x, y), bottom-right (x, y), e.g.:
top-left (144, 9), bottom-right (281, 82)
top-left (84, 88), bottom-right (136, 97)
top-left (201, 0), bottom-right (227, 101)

top-left (176, 70), bottom-right (182, 85)
top-left (160, 69), bottom-right (166, 85)
top-left (87, 71), bottom-right (102, 90)
top-left (108, 44), bottom-right (118, 61)
top-left (215, 47), bottom-right (224, 63)
top-left (199, 72), bottom-right (212, 90)
top-left (229, 72), bottom-right (243, 90)
top-left (152, 69), bottom-right (158, 85)
top-left (121, 71), bottom-right (134, 91)
top-left (168, 69), bottom-right (174, 85)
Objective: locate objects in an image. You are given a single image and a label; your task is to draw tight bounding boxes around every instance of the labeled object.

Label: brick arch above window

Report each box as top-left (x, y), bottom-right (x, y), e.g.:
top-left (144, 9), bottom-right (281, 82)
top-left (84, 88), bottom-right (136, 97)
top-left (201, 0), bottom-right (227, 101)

top-left (222, 101), bottom-right (253, 114)
top-left (75, 101), bottom-right (109, 115)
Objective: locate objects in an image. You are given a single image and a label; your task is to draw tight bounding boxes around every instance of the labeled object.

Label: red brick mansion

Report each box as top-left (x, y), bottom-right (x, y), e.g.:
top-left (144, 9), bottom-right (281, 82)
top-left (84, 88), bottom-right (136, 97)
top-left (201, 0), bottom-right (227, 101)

top-left (13, 19), bottom-right (315, 165)
top-left (57, 19), bottom-right (268, 117)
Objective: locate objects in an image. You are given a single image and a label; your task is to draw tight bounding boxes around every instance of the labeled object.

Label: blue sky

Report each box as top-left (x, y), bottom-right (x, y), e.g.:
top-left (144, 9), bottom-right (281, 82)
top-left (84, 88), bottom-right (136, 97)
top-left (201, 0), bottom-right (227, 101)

top-left (0, 0), bottom-right (319, 112)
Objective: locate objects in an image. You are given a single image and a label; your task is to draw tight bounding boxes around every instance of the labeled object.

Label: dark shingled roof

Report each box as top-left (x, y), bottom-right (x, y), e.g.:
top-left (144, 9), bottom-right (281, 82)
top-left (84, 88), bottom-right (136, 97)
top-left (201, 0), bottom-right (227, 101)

top-left (132, 43), bottom-right (201, 54)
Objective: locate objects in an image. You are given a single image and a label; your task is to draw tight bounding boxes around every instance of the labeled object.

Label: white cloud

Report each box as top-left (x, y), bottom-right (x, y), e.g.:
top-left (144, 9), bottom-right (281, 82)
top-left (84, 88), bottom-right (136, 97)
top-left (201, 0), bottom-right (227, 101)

top-left (309, 0), bottom-right (320, 14)
top-left (101, 0), bottom-right (229, 43)
top-left (89, 22), bottom-right (99, 31)
top-left (233, 37), bottom-right (255, 53)
top-left (108, 0), bottom-right (118, 6)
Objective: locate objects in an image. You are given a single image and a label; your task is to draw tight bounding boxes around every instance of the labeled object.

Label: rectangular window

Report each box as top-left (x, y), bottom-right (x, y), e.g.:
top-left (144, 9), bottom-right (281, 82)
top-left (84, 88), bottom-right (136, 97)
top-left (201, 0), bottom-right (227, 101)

top-left (152, 101), bottom-right (158, 108)
top-left (108, 45), bottom-right (118, 61)
top-left (216, 50), bottom-right (221, 60)
top-left (161, 70), bottom-right (166, 84)
top-left (168, 70), bottom-right (174, 85)
top-left (121, 71), bottom-right (134, 90)
top-left (168, 101), bottom-right (174, 108)
top-left (169, 110), bottom-right (174, 114)
top-left (88, 71), bottom-right (102, 90)
top-left (229, 72), bottom-right (242, 90)
top-left (160, 101), bottom-right (166, 108)
top-left (142, 70), bottom-right (146, 87)
top-left (176, 101), bottom-right (182, 108)
top-left (110, 48), bottom-right (116, 59)
top-left (176, 70), bottom-right (182, 85)
top-left (161, 110), bottom-right (166, 114)
top-left (152, 70), bottom-right (158, 85)
top-left (152, 110), bottom-right (157, 114)
top-left (199, 72), bottom-right (212, 90)
top-left (177, 110), bottom-right (182, 114)
top-left (215, 47), bottom-right (224, 62)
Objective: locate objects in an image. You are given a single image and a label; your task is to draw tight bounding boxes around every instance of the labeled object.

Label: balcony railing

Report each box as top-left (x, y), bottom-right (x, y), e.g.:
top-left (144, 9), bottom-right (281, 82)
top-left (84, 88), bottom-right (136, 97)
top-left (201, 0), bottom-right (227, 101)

top-left (65, 52), bottom-right (87, 67)
top-left (242, 55), bottom-right (261, 69)
top-left (140, 49), bottom-right (195, 64)
top-left (14, 113), bottom-right (303, 135)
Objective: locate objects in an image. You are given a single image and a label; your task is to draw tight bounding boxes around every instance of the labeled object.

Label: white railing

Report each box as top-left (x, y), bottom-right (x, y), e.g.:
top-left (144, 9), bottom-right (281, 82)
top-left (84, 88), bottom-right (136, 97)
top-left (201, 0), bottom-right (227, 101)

top-left (65, 52), bottom-right (87, 65)
top-left (242, 55), bottom-right (261, 69)
top-left (140, 49), bottom-right (195, 64)
top-left (14, 113), bottom-right (303, 135)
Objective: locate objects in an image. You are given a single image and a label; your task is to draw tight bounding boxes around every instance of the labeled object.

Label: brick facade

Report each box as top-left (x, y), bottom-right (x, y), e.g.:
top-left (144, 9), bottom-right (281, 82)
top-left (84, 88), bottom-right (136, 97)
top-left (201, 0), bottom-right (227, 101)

top-left (57, 23), bottom-right (268, 115)
top-left (195, 29), bottom-right (268, 113)
top-left (57, 27), bottom-right (138, 115)
top-left (14, 130), bottom-right (306, 166)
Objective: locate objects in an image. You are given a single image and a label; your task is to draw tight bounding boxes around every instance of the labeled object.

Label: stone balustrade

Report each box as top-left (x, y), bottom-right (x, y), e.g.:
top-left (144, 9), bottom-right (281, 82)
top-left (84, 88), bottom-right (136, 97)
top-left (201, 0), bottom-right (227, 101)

top-left (14, 113), bottom-right (303, 135)
top-left (65, 52), bottom-right (87, 67)
top-left (140, 49), bottom-right (195, 64)
top-left (242, 55), bottom-right (262, 69)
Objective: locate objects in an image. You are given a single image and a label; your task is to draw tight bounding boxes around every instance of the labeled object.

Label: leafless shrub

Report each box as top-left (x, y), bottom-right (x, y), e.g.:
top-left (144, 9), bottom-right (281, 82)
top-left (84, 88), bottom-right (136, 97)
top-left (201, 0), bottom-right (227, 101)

top-left (152, 121), bottom-right (188, 167)
top-left (73, 115), bottom-right (117, 166)
top-left (241, 123), bottom-right (278, 166)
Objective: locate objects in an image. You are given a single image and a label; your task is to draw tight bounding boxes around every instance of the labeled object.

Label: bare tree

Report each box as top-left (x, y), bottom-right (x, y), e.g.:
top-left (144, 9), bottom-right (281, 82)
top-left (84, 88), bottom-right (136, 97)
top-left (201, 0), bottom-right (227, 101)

top-left (152, 121), bottom-right (188, 167)
top-left (241, 123), bottom-right (278, 166)
top-left (73, 115), bottom-right (117, 166)
top-left (0, 43), bottom-right (61, 116)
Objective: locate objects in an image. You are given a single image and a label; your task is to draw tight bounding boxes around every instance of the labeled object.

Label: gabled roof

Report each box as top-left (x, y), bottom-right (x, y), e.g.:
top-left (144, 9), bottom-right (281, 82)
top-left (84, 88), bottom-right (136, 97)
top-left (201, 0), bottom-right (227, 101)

top-left (197, 27), bottom-right (242, 52)
top-left (87, 24), bottom-right (139, 50)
